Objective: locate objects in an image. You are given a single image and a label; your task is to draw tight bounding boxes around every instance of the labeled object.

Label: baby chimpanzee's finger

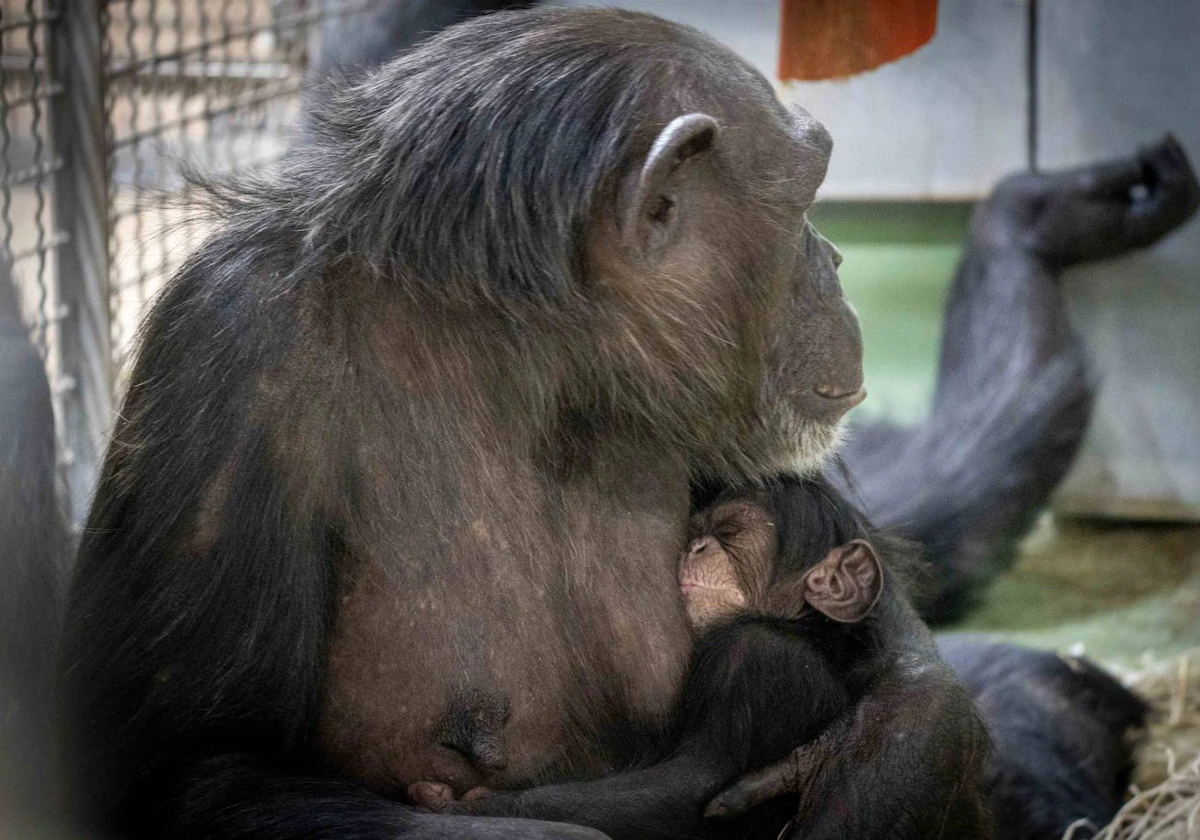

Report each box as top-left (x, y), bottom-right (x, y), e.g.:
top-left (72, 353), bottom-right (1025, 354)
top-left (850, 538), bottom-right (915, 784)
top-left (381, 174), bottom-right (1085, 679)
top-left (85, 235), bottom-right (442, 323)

top-left (462, 787), bottom-right (493, 802)
top-left (703, 753), bottom-right (799, 820)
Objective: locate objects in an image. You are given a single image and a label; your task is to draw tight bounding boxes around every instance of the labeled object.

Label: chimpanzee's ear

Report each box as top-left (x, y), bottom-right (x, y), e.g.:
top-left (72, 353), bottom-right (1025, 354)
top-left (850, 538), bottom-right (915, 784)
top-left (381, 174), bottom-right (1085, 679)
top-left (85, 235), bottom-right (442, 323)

top-left (624, 113), bottom-right (719, 257)
top-left (802, 539), bottom-right (883, 623)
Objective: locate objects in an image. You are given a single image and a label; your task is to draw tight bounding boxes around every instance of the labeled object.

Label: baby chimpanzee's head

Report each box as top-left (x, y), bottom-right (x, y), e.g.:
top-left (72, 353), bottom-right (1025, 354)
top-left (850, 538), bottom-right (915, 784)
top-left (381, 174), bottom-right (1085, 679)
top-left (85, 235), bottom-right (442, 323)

top-left (680, 478), bottom-right (883, 629)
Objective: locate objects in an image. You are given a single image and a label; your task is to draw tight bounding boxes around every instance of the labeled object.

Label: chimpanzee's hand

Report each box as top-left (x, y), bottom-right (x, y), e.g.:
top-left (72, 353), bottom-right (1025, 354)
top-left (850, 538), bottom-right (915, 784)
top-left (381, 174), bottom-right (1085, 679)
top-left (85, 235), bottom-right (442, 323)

top-left (705, 657), bottom-right (993, 840)
top-left (970, 134), bottom-right (1199, 268)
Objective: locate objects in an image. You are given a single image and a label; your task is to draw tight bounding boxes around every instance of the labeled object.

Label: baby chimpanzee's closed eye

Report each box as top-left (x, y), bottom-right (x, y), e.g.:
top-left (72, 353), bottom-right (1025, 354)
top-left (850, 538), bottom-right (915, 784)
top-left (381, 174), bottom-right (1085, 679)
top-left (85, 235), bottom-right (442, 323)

top-left (679, 495), bottom-right (883, 628)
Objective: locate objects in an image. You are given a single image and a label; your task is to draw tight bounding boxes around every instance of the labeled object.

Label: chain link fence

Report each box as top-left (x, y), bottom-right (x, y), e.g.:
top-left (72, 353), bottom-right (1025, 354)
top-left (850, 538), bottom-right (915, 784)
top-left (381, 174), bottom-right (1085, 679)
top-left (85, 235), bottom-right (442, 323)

top-left (1, 0), bottom-right (378, 523)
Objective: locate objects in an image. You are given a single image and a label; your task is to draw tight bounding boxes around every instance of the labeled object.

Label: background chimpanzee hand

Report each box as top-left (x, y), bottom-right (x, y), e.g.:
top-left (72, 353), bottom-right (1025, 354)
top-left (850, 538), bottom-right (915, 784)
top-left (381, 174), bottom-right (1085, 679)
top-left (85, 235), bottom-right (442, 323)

top-left (969, 134), bottom-right (1199, 268)
top-left (705, 653), bottom-right (993, 839)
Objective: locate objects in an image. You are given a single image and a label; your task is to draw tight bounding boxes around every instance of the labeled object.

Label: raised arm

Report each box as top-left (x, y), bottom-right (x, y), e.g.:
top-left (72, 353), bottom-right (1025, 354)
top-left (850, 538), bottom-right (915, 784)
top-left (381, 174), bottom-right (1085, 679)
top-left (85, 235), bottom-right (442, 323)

top-left (832, 136), bottom-right (1200, 623)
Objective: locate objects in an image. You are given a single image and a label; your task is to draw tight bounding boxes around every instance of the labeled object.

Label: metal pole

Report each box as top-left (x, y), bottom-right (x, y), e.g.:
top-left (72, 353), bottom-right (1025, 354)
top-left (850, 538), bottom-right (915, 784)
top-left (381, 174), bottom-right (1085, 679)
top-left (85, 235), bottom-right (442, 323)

top-left (47, 0), bottom-right (112, 525)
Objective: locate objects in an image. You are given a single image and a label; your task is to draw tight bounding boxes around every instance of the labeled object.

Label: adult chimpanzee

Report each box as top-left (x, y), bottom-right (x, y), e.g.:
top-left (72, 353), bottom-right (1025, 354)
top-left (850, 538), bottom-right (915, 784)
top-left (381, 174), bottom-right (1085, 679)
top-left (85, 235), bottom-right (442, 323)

top-left (407, 476), bottom-right (988, 840)
top-left (0, 258), bottom-right (66, 832)
top-left (60, 10), bottom-right (984, 838)
top-left (51, 7), bottom-right (1199, 840)
top-left (302, 1), bottom-right (1200, 630)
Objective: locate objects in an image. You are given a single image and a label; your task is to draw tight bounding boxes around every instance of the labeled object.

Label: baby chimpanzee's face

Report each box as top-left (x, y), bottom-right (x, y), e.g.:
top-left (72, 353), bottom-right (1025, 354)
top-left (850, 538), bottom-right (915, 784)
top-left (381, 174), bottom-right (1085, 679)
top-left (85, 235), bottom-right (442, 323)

top-left (680, 495), bottom-right (884, 629)
top-left (679, 498), bottom-right (775, 628)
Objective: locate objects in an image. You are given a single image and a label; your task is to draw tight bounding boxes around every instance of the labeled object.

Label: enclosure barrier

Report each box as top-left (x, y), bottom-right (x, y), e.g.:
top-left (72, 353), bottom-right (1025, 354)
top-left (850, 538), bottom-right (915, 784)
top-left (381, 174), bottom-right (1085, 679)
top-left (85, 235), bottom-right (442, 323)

top-left (0, 0), bottom-right (376, 523)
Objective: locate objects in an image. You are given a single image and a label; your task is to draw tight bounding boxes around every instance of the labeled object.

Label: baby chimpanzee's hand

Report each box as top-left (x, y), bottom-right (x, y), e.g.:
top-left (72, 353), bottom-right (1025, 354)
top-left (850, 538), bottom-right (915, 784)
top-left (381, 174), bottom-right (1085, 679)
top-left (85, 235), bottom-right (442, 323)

top-left (408, 781), bottom-right (494, 812)
top-left (706, 660), bottom-right (991, 839)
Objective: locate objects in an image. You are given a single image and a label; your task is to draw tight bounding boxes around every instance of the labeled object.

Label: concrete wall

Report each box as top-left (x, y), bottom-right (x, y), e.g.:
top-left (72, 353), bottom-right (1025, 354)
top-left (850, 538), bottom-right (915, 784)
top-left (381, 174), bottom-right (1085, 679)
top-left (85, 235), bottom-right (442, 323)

top-left (552, 0), bottom-right (1030, 199)
top-left (1037, 1), bottom-right (1200, 520)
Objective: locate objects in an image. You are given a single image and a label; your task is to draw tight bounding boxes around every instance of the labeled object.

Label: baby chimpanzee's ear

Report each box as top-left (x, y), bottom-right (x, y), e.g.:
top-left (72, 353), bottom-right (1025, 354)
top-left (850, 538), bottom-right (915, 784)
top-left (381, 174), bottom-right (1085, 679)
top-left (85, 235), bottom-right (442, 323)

top-left (802, 539), bottom-right (883, 623)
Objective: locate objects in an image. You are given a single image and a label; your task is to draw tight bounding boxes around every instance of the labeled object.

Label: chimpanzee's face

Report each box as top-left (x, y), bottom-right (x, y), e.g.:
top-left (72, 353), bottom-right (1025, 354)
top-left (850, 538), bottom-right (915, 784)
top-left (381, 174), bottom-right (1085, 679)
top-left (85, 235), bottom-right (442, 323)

top-left (594, 54), bottom-right (863, 477)
top-left (679, 498), bottom-right (775, 628)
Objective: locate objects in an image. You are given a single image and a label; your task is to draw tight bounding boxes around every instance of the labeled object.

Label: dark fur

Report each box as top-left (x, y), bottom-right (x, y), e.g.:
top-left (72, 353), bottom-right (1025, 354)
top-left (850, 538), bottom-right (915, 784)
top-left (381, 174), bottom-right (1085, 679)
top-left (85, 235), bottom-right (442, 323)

top-left (456, 477), bottom-right (988, 840)
top-left (310, 0), bottom-right (537, 81)
top-left (246, 10), bottom-right (692, 303)
top-left (59, 10), bottom-right (888, 838)
top-left (940, 638), bottom-right (1147, 840)
top-left (13, 9), bottom-right (1186, 840)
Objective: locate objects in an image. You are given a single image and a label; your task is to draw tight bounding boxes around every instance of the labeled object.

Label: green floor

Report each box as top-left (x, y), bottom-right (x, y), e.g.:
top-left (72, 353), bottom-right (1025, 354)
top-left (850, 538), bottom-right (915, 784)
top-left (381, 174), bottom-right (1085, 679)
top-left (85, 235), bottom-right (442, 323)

top-left (812, 202), bottom-right (1200, 667)
top-left (955, 515), bottom-right (1200, 668)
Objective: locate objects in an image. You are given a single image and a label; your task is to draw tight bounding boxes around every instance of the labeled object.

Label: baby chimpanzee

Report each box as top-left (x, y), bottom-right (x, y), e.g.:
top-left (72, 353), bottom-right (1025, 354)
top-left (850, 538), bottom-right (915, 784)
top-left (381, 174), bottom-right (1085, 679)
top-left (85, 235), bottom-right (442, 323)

top-left (407, 477), bottom-right (982, 839)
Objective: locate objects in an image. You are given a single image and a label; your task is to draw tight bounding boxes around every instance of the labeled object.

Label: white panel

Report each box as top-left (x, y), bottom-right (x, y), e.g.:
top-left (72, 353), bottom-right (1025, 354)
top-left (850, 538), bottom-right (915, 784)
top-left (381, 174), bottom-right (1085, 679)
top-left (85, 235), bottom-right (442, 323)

top-left (546, 0), bottom-right (781, 78)
top-left (1038, 0), bottom-right (1200, 520)
top-left (779, 0), bottom-right (1028, 199)
top-left (548, 0), bottom-right (1030, 199)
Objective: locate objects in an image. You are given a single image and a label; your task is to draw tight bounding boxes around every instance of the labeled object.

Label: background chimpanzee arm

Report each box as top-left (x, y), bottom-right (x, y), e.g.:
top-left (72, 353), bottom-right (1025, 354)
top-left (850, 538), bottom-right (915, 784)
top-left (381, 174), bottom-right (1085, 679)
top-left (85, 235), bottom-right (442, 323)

top-left (832, 136), bottom-right (1200, 624)
top-left (310, 1), bottom-right (536, 81)
top-left (939, 637), bottom-right (1147, 840)
top-left (0, 258), bottom-right (67, 828)
top-left (706, 592), bottom-right (993, 839)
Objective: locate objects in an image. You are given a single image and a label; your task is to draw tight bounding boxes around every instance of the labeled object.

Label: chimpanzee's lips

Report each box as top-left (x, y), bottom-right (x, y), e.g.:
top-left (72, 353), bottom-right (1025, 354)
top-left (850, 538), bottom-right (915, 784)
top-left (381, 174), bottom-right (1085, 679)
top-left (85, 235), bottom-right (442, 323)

top-left (679, 580), bottom-right (745, 601)
top-left (814, 384), bottom-right (867, 407)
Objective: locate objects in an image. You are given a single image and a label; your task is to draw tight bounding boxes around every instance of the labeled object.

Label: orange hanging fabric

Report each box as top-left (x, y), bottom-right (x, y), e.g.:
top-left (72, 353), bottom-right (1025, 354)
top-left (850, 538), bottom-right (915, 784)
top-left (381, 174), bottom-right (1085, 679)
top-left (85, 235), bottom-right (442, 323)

top-left (778, 0), bottom-right (938, 81)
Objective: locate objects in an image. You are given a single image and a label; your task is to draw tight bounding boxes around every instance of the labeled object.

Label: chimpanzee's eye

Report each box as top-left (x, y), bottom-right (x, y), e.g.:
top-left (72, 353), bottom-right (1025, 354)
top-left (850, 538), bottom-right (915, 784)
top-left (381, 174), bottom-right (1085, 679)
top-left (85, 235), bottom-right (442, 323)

top-left (711, 522), bottom-right (741, 547)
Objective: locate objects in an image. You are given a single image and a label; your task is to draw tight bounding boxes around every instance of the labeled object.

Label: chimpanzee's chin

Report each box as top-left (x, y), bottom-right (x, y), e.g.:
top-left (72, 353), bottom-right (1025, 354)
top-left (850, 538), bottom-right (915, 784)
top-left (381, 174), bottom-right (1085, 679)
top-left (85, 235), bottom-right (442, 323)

top-left (790, 418), bottom-right (846, 475)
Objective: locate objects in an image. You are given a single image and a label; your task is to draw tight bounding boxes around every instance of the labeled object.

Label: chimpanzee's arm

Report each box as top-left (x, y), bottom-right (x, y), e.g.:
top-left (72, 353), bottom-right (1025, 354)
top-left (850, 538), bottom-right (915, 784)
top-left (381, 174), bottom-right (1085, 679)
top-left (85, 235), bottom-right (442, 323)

top-left (706, 595), bottom-right (994, 840)
top-left (453, 619), bottom-right (851, 840)
top-left (832, 249), bottom-right (1091, 625)
top-left (832, 136), bottom-right (1200, 624)
top-left (160, 754), bottom-right (607, 840)
top-left (450, 757), bottom-right (720, 840)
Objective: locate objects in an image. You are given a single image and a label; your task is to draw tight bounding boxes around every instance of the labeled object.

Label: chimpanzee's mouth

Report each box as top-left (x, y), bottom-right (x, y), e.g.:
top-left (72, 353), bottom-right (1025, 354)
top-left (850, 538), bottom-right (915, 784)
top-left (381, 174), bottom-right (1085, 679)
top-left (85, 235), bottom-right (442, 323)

top-left (679, 579), bottom-right (745, 601)
top-left (814, 384), bottom-right (866, 407)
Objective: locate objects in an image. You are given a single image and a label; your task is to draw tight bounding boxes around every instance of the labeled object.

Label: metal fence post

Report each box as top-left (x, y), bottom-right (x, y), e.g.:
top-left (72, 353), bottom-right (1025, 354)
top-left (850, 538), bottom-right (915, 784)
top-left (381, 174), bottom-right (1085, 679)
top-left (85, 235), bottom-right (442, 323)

top-left (47, 0), bottom-right (112, 525)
